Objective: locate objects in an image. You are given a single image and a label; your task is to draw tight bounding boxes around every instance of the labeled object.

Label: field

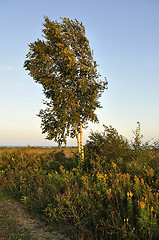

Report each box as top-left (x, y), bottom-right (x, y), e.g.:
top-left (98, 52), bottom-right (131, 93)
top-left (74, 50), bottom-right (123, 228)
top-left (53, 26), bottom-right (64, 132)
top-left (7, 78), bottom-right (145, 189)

top-left (0, 146), bottom-right (78, 158)
top-left (0, 125), bottom-right (159, 239)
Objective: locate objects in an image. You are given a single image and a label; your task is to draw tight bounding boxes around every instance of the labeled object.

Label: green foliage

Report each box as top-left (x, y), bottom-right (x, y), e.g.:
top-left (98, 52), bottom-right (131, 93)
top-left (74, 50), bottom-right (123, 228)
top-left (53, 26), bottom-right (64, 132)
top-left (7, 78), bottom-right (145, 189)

top-left (24, 16), bottom-right (108, 146)
top-left (1, 124), bottom-right (159, 239)
top-left (85, 125), bottom-right (131, 161)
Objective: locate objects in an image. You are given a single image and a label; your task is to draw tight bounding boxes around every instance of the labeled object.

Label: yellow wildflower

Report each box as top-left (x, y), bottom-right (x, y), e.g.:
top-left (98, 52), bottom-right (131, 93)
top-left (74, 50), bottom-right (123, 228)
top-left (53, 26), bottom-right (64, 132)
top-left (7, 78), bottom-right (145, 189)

top-left (129, 191), bottom-right (133, 198)
top-left (141, 178), bottom-right (144, 184)
top-left (134, 175), bottom-right (140, 184)
top-left (127, 191), bottom-right (133, 198)
top-left (112, 162), bottom-right (117, 169)
top-left (96, 172), bottom-right (104, 180)
top-left (140, 201), bottom-right (145, 209)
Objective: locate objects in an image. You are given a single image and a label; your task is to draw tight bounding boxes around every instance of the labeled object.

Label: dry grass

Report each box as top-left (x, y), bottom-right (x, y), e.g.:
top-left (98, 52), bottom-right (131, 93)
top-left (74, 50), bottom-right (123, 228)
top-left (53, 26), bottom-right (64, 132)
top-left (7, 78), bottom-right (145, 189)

top-left (0, 147), bottom-right (78, 158)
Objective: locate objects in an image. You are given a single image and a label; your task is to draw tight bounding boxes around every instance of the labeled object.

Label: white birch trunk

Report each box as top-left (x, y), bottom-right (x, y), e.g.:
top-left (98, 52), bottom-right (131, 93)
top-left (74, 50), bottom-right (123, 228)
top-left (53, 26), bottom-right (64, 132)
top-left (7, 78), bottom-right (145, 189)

top-left (74, 121), bottom-right (81, 155)
top-left (80, 122), bottom-right (84, 160)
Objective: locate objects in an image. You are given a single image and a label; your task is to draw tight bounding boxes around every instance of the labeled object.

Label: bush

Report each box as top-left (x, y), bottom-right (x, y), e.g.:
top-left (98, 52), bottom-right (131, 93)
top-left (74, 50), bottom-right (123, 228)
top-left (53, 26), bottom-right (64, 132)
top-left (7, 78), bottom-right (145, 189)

top-left (0, 124), bottom-right (159, 239)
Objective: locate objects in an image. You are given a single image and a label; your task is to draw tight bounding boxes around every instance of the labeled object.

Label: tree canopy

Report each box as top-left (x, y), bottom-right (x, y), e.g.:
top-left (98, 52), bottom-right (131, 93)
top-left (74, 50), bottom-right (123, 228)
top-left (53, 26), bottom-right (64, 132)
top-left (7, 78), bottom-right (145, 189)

top-left (24, 16), bottom-right (108, 157)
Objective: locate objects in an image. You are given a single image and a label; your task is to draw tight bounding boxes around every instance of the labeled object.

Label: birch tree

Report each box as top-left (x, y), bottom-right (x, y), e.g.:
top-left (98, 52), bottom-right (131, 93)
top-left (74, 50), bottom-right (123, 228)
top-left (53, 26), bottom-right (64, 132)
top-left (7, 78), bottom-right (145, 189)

top-left (24, 16), bottom-right (108, 159)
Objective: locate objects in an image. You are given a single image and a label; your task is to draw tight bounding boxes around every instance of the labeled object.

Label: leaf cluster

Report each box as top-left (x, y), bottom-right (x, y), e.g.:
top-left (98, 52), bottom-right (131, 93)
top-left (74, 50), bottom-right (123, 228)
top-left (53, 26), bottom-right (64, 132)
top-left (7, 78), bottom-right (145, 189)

top-left (24, 17), bottom-right (108, 145)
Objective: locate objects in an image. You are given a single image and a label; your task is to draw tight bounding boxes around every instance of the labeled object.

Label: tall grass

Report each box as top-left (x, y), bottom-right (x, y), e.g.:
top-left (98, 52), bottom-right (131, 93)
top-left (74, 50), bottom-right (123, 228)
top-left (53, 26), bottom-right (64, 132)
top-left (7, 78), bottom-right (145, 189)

top-left (0, 123), bottom-right (159, 239)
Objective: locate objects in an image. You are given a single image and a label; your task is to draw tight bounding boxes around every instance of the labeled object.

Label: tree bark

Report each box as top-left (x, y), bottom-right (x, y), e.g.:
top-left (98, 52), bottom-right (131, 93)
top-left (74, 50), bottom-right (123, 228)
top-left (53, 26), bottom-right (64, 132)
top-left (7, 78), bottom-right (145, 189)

top-left (80, 121), bottom-right (84, 160)
top-left (74, 121), bottom-right (81, 155)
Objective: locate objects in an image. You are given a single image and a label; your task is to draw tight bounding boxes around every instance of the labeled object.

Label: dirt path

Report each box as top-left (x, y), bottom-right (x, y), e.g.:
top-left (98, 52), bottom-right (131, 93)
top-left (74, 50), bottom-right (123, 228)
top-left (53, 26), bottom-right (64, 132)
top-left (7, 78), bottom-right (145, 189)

top-left (0, 194), bottom-right (70, 240)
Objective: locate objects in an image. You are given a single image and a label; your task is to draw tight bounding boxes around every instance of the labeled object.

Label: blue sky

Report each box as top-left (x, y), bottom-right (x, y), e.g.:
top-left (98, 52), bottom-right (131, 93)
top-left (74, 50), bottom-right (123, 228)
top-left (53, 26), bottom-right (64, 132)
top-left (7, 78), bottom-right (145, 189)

top-left (0, 0), bottom-right (159, 146)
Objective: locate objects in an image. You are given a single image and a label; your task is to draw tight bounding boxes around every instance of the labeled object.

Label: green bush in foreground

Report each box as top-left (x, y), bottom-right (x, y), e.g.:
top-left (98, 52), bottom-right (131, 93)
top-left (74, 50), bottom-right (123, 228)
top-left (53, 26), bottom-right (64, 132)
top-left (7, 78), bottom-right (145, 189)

top-left (0, 124), bottom-right (159, 239)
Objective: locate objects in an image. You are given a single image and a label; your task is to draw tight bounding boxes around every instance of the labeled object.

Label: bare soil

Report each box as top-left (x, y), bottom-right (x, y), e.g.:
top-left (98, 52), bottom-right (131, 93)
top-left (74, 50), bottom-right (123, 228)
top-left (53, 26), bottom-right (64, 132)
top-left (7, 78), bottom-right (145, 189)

top-left (0, 193), bottom-right (70, 240)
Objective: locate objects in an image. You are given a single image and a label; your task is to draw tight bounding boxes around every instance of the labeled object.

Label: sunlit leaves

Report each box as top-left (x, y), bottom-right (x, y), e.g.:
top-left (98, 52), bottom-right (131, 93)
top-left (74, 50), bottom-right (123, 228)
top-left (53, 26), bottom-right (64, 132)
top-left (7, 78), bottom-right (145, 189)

top-left (24, 16), bottom-right (108, 146)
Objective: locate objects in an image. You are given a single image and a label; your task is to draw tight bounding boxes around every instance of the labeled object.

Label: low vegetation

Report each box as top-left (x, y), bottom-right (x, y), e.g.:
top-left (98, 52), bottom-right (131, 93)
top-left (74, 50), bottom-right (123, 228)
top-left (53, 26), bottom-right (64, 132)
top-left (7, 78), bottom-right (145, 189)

top-left (0, 123), bottom-right (159, 239)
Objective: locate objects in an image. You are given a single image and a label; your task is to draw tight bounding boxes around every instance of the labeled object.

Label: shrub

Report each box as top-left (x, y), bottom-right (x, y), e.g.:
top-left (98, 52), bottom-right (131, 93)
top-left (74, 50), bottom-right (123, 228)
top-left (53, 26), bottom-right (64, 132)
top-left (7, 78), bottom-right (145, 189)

top-left (0, 124), bottom-right (159, 239)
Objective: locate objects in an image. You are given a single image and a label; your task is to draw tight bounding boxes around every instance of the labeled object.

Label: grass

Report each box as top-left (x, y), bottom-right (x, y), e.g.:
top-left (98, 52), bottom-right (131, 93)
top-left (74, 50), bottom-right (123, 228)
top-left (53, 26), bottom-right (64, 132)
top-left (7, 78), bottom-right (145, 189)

top-left (0, 146), bottom-right (78, 158)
